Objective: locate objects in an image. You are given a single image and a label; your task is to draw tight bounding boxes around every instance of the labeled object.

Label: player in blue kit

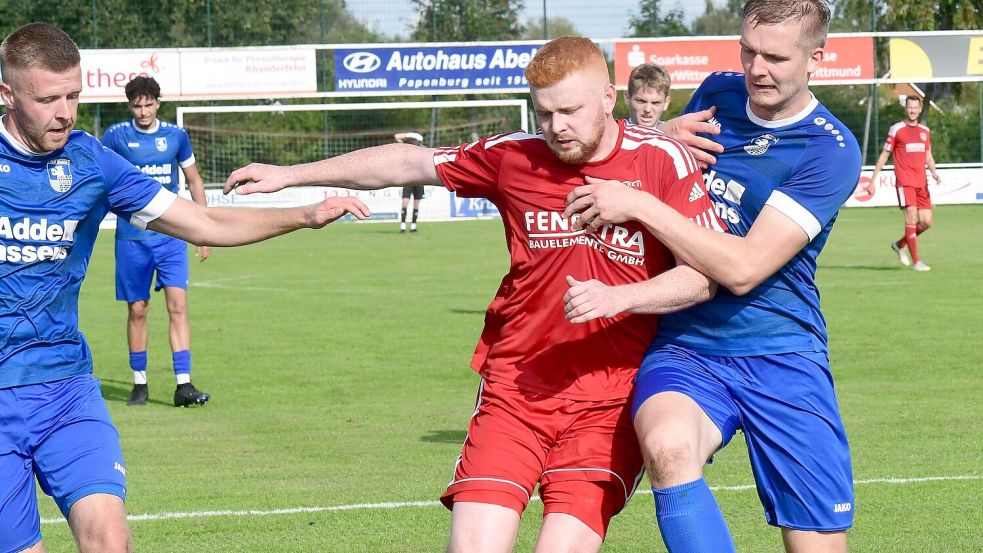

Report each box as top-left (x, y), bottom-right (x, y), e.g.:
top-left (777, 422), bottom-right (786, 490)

top-left (563, 1), bottom-right (860, 551)
top-left (102, 76), bottom-right (211, 407)
top-left (0, 23), bottom-right (368, 553)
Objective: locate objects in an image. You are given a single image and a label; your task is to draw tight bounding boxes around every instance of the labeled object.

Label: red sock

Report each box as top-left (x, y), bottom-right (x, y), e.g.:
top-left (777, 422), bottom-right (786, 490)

top-left (905, 224), bottom-right (920, 263)
top-left (916, 223), bottom-right (928, 236)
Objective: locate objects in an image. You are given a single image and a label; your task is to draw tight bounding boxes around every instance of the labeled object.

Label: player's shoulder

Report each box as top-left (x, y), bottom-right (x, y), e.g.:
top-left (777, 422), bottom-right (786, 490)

top-left (917, 123), bottom-right (930, 133)
top-left (698, 72), bottom-right (746, 94)
top-left (888, 121), bottom-right (907, 134)
top-left (434, 130), bottom-right (541, 165)
top-left (159, 121), bottom-right (189, 136)
top-left (621, 123), bottom-right (699, 176)
top-left (104, 121), bottom-right (132, 135)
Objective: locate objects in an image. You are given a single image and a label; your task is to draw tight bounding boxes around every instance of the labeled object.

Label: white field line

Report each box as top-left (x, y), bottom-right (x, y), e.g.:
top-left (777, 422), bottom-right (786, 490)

top-left (40, 474), bottom-right (979, 525)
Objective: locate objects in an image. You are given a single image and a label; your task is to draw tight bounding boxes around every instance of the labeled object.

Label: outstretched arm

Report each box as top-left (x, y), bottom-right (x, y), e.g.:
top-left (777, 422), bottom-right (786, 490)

top-left (563, 262), bottom-right (716, 324)
top-left (565, 179), bottom-right (807, 296)
top-left (146, 195), bottom-right (370, 247)
top-left (224, 143), bottom-right (441, 195)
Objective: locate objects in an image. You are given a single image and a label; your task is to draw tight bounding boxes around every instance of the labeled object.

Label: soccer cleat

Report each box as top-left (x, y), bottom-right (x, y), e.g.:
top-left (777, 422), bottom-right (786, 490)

top-left (410, 223), bottom-right (417, 232)
top-left (399, 222), bottom-right (406, 233)
top-left (912, 261), bottom-right (931, 272)
top-left (127, 384), bottom-right (148, 406)
top-left (891, 242), bottom-right (911, 266)
top-left (174, 383), bottom-right (210, 407)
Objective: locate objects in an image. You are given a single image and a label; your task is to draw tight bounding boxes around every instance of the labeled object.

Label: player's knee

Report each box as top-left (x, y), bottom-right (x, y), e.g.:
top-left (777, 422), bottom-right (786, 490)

top-left (166, 300), bottom-right (187, 319)
top-left (77, 529), bottom-right (129, 553)
top-left (127, 301), bottom-right (149, 321)
top-left (640, 431), bottom-right (701, 485)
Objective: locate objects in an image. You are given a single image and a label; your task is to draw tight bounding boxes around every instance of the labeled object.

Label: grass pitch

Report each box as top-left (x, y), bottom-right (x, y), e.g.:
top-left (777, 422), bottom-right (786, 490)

top-left (34, 205), bottom-right (982, 552)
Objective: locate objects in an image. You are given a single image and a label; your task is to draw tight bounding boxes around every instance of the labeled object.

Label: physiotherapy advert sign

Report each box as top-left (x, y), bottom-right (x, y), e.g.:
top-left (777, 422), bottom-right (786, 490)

top-left (614, 36), bottom-right (874, 88)
top-left (334, 44), bottom-right (540, 92)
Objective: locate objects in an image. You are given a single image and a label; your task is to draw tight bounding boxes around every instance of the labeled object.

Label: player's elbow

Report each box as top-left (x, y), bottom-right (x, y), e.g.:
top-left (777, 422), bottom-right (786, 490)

top-left (719, 266), bottom-right (762, 296)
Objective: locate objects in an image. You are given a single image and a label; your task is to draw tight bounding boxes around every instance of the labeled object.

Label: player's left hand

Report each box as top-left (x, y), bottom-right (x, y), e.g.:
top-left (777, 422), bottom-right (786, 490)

top-left (308, 196), bottom-right (371, 228)
top-left (563, 275), bottom-right (625, 323)
top-left (195, 245), bottom-right (211, 262)
top-left (565, 176), bottom-right (645, 231)
top-left (932, 173), bottom-right (941, 185)
top-left (660, 107), bottom-right (724, 168)
top-left (224, 163), bottom-right (291, 195)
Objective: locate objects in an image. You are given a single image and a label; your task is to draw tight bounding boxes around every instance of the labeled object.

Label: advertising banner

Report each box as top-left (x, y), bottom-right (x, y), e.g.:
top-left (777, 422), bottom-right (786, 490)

top-left (334, 44), bottom-right (539, 92)
top-left (888, 33), bottom-right (983, 81)
top-left (614, 36), bottom-right (875, 88)
top-left (846, 167), bottom-right (982, 208)
top-left (64, 48), bottom-right (316, 102)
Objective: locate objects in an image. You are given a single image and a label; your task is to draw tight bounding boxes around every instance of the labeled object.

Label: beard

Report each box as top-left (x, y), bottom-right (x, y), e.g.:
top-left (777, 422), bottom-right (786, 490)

top-left (547, 109), bottom-right (606, 165)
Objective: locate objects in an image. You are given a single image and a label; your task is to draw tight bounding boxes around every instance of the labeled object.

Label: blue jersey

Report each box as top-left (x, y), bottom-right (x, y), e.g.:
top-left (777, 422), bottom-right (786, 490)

top-left (654, 73), bottom-right (861, 356)
top-left (101, 119), bottom-right (194, 241)
top-left (0, 118), bottom-right (176, 388)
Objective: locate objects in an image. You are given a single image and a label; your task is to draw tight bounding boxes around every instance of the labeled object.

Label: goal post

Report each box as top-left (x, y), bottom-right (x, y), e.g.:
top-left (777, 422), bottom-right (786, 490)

top-left (176, 98), bottom-right (528, 222)
top-left (177, 99), bottom-right (528, 185)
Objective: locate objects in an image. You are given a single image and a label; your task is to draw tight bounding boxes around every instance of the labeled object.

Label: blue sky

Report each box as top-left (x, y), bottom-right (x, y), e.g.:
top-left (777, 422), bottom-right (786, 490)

top-left (346, 0), bottom-right (713, 41)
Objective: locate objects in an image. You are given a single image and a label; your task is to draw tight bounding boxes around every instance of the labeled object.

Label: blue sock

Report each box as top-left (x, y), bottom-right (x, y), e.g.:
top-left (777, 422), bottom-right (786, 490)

top-left (653, 478), bottom-right (736, 553)
top-left (129, 351), bottom-right (147, 371)
top-left (173, 350), bottom-right (191, 383)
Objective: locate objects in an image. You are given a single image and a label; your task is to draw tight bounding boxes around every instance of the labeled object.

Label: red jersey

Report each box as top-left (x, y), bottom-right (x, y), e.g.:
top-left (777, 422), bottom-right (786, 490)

top-left (884, 121), bottom-right (931, 188)
top-left (433, 121), bottom-right (723, 401)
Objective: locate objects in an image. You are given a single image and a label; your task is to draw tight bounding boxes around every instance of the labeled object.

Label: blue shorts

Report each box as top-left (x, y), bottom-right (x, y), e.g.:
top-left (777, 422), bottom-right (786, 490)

top-left (115, 236), bottom-right (189, 302)
top-left (632, 344), bottom-right (854, 531)
top-left (0, 374), bottom-right (127, 552)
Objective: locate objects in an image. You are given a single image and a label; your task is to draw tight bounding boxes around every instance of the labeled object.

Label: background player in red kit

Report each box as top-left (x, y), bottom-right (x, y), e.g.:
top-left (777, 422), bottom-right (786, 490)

top-left (865, 95), bottom-right (940, 271)
top-left (224, 37), bottom-right (722, 553)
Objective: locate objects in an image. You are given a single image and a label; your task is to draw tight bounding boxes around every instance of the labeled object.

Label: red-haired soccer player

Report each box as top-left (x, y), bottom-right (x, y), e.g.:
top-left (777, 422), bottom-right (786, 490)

top-left (225, 37), bottom-right (723, 553)
top-left (866, 95), bottom-right (940, 271)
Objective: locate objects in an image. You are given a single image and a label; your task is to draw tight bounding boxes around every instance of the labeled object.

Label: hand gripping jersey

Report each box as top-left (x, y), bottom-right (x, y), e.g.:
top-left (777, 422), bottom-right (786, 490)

top-left (883, 121), bottom-right (931, 188)
top-left (654, 72), bottom-right (862, 356)
top-left (101, 120), bottom-right (194, 240)
top-left (0, 120), bottom-right (175, 388)
top-left (434, 120), bottom-right (722, 401)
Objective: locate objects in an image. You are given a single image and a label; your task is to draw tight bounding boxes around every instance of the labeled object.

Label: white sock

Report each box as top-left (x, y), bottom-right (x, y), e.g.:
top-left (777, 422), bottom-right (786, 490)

top-left (176, 373), bottom-right (191, 385)
top-left (133, 371), bottom-right (148, 385)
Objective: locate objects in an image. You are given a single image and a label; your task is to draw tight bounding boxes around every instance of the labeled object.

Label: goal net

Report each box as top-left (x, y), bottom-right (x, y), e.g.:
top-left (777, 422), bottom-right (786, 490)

top-left (177, 99), bottom-right (529, 186)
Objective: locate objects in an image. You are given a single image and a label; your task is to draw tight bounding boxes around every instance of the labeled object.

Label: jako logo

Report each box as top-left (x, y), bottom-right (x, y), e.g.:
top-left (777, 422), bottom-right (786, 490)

top-left (834, 502), bottom-right (852, 513)
top-left (0, 164), bottom-right (10, 173)
top-left (343, 52), bottom-right (382, 73)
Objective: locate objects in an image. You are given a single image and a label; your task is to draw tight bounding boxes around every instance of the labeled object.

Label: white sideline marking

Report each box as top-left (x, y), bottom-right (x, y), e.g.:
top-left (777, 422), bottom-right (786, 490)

top-left (40, 474), bottom-right (979, 525)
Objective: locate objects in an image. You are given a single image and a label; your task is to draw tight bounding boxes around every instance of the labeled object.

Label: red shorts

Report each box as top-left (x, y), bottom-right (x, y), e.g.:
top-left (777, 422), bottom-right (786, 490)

top-left (896, 185), bottom-right (932, 210)
top-left (440, 379), bottom-right (644, 538)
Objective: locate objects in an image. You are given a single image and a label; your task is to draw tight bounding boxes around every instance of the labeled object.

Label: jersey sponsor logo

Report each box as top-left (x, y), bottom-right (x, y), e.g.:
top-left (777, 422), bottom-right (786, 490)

top-left (138, 163), bottom-right (174, 185)
top-left (744, 133), bottom-right (779, 156)
top-left (127, 142), bottom-right (140, 148)
top-left (46, 159), bottom-right (73, 193)
top-left (833, 502), bottom-right (852, 513)
top-left (155, 137), bottom-right (168, 152)
top-left (0, 216), bottom-right (78, 262)
top-left (905, 143), bottom-right (926, 153)
top-left (704, 169), bottom-right (745, 224)
top-left (524, 210), bottom-right (646, 266)
top-left (688, 182), bottom-right (705, 202)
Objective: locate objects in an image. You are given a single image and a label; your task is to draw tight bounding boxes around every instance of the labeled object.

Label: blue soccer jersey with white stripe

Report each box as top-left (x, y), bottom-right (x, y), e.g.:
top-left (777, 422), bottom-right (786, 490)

top-left (101, 120), bottom-right (193, 240)
top-left (0, 119), bottom-right (175, 388)
top-left (654, 73), bottom-right (861, 356)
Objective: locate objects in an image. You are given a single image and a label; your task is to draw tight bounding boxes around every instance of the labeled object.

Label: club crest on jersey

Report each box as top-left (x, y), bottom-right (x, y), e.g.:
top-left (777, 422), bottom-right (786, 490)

top-left (744, 133), bottom-right (779, 156)
top-left (919, 132), bottom-right (927, 141)
top-left (46, 159), bottom-right (73, 192)
top-left (155, 137), bottom-right (168, 152)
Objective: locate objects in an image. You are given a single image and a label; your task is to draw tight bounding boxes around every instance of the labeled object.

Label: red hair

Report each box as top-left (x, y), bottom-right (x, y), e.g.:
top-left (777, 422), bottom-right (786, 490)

top-left (525, 36), bottom-right (608, 88)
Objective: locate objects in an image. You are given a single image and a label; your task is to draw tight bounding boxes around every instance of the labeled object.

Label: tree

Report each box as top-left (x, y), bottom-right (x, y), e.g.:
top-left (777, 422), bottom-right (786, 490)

top-left (523, 16), bottom-right (579, 40)
top-left (627, 0), bottom-right (688, 38)
top-left (410, 0), bottom-right (525, 42)
top-left (690, 0), bottom-right (743, 36)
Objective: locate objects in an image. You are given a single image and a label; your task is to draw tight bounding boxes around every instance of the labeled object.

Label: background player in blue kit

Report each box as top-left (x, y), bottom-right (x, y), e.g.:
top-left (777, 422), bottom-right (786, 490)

top-left (0, 23), bottom-right (368, 553)
top-left (563, 1), bottom-right (860, 551)
top-left (102, 76), bottom-right (211, 407)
